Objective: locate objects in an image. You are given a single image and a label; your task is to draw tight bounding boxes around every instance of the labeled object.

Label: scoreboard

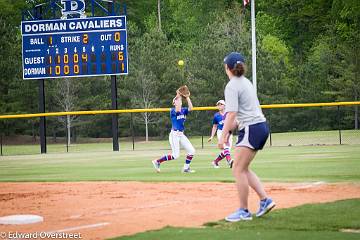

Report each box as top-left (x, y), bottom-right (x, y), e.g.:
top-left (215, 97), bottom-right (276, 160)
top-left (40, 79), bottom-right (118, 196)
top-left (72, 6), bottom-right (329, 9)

top-left (21, 16), bottom-right (128, 80)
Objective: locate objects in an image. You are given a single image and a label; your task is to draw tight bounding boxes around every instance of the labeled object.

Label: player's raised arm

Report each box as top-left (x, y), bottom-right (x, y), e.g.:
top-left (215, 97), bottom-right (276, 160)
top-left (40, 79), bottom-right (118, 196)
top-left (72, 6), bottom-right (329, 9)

top-left (176, 85), bottom-right (192, 111)
top-left (186, 96), bottom-right (193, 111)
top-left (174, 90), bottom-right (182, 112)
top-left (174, 97), bottom-right (182, 112)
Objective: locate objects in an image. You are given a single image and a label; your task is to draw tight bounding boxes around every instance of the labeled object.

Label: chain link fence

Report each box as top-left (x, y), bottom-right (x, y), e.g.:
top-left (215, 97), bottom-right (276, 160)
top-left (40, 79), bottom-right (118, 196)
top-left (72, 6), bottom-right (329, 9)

top-left (0, 104), bottom-right (359, 155)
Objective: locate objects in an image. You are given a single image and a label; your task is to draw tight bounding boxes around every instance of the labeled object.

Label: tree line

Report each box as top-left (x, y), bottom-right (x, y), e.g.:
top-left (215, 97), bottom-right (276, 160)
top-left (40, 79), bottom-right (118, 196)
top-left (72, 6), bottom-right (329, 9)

top-left (0, 0), bottom-right (359, 142)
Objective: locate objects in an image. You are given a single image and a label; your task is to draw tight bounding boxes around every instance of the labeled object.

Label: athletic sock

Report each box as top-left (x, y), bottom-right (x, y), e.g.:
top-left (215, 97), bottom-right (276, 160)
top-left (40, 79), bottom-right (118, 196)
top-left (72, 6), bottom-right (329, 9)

top-left (157, 154), bottom-right (174, 163)
top-left (214, 152), bottom-right (225, 164)
top-left (224, 148), bottom-right (231, 162)
top-left (184, 154), bottom-right (193, 169)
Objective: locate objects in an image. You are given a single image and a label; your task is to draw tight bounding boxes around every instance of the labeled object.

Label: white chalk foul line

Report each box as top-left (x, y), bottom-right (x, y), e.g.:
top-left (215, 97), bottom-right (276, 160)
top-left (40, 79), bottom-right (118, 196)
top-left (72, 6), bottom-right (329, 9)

top-left (49, 222), bottom-right (110, 233)
top-left (87, 200), bottom-right (184, 218)
top-left (289, 181), bottom-right (326, 190)
top-left (340, 229), bottom-right (360, 233)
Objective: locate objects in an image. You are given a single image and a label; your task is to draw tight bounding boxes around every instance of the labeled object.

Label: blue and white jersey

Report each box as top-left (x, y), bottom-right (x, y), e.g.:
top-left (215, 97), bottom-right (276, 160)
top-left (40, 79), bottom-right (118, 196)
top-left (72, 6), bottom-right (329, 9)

top-left (170, 107), bottom-right (189, 132)
top-left (212, 112), bottom-right (225, 130)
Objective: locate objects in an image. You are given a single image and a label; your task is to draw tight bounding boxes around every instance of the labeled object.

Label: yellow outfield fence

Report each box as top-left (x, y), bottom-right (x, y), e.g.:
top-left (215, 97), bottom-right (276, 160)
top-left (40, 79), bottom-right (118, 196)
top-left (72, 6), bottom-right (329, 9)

top-left (0, 101), bottom-right (359, 155)
top-left (0, 101), bottom-right (360, 120)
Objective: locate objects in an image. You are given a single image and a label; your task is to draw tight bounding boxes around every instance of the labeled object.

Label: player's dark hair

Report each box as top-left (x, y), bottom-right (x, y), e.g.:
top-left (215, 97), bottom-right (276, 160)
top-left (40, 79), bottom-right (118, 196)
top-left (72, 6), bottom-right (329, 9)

top-left (230, 62), bottom-right (246, 77)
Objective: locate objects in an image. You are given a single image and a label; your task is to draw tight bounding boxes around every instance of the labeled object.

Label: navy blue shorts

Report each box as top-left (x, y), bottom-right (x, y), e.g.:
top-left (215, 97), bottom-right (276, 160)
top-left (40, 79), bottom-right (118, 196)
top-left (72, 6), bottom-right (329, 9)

top-left (236, 122), bottom-right (269, 150)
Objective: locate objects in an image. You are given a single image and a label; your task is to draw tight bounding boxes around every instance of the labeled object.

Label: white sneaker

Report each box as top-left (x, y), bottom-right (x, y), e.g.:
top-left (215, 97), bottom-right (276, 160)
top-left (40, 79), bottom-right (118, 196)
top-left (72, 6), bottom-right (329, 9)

top-left (152, 160), bottom-right (161, 173)
top-left (227, 159), bottom-right (234, 168)
top-left (212, 161), bottom-right (220, 169)
top-left (182, 168), bottom-right (196, 173)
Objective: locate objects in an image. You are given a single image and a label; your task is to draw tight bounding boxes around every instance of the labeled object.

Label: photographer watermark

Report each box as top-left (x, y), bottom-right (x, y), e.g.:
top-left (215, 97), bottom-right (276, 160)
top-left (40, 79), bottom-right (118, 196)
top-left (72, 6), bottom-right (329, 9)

top-left (0, 231), bottom-right (82, 239)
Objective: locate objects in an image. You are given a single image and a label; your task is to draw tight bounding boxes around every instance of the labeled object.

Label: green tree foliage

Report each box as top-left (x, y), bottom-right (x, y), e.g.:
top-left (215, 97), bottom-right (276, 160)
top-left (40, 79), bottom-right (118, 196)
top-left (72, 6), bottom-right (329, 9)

top-left (1, 0), bottom-right (359, 138)
top-left (189, 2), bottom-right (249, 105)
top-left (257, 34), bottom-right (294, 104)
top-left (123, 22), bottom-right (179, 138)
top-left (257, 0), bottom-right (334, 55)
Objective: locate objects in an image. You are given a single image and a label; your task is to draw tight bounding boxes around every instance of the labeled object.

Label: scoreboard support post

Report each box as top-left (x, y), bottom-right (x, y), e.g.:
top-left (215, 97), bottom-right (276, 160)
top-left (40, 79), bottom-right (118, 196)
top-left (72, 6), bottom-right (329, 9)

top-left (108, 0), bottom-right (119, 152)
top-left (39, 80), bottom-right (47, 154)
top-left (111, 75), bottom-right (119, 151)
top-left (38, 79), bottom-right (47, 153)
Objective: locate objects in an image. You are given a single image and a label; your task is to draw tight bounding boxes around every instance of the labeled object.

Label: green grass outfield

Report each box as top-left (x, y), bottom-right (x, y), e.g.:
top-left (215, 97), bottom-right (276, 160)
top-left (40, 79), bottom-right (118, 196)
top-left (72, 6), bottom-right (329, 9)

top-left (1, 129), bottom-right (359, 155)
top-left (0, 143), bottom-right (359, 182)
top-left (113, 199), bottom-right (360, 240)
top-left (1, 136), bottom-right (359, 239)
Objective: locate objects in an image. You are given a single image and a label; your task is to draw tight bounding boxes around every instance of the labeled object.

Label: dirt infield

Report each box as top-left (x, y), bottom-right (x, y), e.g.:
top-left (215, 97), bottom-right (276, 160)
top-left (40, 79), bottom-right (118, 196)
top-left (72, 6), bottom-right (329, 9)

top-left (1, 182), bottom-right (360, 239)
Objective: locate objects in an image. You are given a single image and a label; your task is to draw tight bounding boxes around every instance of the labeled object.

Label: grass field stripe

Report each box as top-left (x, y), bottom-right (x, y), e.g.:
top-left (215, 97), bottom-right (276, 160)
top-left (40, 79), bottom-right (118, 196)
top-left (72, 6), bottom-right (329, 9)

top-left (289, 181), bottom-right (326, 190)
top-left (49, 222), bottom-right (110, 233)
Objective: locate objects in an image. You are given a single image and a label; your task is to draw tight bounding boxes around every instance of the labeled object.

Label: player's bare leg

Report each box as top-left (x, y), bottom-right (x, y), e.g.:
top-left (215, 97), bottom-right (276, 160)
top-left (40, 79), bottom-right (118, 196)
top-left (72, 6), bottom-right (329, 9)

top-left (224, 146), bottom-right (254, 222)
top-left (231, 147), bottom-right (275, 218)
top-left (232, 146), bottom-right (256, 209)
top-left (246, 170), bottom-right (267, 200)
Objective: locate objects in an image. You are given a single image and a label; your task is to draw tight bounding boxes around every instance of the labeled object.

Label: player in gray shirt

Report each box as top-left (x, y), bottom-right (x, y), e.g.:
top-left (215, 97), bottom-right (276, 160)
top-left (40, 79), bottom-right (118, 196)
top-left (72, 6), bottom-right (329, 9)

top-left (225, 72), bottom-right (266, 129)
top-left (219, 52), bottom-right (275, 222)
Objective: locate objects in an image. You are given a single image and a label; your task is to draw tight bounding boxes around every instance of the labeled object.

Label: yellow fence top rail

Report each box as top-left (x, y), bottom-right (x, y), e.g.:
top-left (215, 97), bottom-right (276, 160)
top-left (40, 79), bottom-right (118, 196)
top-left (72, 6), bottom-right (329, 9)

top-left (0, 101), bottom-right (359, 120)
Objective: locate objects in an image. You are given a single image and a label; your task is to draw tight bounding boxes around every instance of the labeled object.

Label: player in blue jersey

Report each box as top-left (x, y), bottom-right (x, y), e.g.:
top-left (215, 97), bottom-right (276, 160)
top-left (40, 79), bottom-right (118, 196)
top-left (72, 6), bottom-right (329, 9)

top-left (208, 100), bottom-right (233, 168)
top-left (152, 90), bottom-right (196, 173)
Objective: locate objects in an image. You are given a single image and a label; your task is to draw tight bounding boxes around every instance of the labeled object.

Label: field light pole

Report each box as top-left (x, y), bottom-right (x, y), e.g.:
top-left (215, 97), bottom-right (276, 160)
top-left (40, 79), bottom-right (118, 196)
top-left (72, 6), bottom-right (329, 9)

top-left (251, 0), bottom-right (257, 93)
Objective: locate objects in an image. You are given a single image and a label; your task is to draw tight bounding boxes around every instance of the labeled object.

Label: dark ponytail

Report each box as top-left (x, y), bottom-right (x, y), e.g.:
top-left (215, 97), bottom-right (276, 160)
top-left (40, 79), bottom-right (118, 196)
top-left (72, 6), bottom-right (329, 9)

top-left (230, 63), bottom-right (246, 77)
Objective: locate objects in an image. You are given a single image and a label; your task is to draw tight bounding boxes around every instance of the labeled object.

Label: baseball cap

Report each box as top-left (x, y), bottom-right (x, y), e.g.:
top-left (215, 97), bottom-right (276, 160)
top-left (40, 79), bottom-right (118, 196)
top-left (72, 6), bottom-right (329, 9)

top-left (216, 100), bottom-right (226, 105)
top-left (224, 52), bottom-right (245, 70)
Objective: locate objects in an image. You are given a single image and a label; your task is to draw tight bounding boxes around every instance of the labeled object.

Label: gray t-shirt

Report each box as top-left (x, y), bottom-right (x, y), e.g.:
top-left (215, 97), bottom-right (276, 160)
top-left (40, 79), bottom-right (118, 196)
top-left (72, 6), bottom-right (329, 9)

top-left (225, 76), bottom-right (266, 129)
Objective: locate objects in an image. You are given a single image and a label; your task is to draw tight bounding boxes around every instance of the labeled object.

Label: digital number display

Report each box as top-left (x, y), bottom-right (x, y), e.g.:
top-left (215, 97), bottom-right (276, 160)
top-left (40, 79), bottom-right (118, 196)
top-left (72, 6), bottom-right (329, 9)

top-left (21, 16), bottom-right (128, 79)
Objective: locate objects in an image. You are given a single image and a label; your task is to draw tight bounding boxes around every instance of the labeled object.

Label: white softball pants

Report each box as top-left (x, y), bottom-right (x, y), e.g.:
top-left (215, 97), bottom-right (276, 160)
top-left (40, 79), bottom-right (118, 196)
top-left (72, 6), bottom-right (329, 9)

top-left (169, 130), bottom-right (195, 159)
top-left (217, 129), bottom-right (233, 149)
